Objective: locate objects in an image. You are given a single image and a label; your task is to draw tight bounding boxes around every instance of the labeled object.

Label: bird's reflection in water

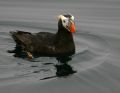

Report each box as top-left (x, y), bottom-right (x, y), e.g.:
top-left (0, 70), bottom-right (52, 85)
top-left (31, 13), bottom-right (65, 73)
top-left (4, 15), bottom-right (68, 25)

top-left (8, 46), bottom-right (76, 78)
top-left (55, 56), bottom-right (76, 77)
top-left (40, 57), bottom-right (77, 80)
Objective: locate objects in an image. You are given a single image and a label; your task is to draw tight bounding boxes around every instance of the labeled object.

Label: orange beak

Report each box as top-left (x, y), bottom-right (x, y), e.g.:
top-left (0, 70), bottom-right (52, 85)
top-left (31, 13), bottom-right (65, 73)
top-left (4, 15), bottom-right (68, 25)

top-left (70, 21), bottom-right (76, 33)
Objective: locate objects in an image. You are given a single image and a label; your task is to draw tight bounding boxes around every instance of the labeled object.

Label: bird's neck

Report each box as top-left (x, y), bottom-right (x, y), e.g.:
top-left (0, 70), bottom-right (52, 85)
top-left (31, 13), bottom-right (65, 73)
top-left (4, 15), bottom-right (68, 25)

top-left (54, 27), bottom-right (74, 49)
top-left (53, 27), bottom-right (75, 54)
top-left (56, 28), bottom-right (73, 42)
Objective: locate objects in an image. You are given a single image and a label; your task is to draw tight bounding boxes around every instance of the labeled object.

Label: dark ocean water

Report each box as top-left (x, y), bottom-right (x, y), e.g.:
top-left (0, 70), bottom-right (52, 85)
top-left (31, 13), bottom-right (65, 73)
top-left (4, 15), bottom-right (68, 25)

top-left (0, 0), bottom-right (120, 93)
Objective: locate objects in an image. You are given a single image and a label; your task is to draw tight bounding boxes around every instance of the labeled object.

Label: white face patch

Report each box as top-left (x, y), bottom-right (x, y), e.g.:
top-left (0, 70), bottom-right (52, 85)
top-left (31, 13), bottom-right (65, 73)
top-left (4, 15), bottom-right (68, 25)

top-left (58, 15), bottom-right (69, 30)
top-left (58, 14), bottom-right (75, 32)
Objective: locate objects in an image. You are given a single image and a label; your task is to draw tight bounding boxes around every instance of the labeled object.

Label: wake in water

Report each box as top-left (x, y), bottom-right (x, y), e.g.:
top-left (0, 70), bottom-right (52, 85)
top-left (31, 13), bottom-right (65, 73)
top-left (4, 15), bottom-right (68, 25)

top-left (0, 21), bottom-right (110, 80)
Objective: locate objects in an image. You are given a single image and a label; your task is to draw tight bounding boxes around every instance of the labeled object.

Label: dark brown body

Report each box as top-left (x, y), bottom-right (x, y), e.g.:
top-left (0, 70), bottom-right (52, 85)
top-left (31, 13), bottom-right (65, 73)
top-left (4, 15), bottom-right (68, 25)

top-left (9, 17), bottom-right (75, 59)
top-left (10, 29), bottom-right (75, 58)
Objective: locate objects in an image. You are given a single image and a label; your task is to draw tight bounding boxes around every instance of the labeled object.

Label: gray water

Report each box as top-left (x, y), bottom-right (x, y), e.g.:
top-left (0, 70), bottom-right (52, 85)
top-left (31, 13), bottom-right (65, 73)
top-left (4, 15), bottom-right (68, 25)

top-left (0, 0), bottom-right (120, 93)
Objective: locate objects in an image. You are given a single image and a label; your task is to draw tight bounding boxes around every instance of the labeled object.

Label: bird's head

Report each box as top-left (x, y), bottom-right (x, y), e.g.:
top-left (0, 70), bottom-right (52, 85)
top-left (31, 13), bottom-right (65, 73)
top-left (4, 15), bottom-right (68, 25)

top-left (58, 14), bottom-right (76, 33)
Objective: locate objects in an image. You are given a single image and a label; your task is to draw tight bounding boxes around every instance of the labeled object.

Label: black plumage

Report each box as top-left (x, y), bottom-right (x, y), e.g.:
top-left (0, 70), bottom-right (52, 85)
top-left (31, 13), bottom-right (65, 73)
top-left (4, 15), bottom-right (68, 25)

top-left (8, 14), bottom-right (76, 60)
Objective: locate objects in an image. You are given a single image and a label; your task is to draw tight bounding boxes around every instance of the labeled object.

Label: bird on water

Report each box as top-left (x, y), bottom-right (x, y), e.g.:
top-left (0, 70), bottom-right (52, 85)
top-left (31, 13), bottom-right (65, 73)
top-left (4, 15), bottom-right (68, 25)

top-left (8, 14), bottom-right (76, 62)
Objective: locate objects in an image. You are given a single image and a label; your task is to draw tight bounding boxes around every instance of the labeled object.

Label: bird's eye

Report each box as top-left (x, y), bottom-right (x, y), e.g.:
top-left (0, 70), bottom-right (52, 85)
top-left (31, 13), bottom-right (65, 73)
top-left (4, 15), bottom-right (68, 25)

top-left (63, 20), bottom-right (66, 23)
